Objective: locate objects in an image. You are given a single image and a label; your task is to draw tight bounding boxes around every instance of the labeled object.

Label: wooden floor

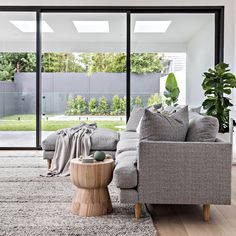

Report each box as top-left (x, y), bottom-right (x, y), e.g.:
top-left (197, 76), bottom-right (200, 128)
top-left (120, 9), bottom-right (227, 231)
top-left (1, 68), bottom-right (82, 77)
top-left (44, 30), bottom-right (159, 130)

top-left (149, 166), bottom-right (236, 236)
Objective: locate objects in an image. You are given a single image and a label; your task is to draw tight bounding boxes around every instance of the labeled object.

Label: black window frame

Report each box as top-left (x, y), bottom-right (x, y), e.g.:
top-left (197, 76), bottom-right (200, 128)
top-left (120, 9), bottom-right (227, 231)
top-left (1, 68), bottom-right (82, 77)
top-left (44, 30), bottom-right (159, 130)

top-left (0, 6), bottom-right (224, 150)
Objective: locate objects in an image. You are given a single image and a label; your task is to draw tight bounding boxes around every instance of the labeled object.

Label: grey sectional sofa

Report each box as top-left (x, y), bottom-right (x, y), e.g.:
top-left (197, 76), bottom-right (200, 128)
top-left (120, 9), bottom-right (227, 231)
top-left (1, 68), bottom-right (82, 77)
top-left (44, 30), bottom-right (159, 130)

top-left (42, 110), bottom-right (232, 221)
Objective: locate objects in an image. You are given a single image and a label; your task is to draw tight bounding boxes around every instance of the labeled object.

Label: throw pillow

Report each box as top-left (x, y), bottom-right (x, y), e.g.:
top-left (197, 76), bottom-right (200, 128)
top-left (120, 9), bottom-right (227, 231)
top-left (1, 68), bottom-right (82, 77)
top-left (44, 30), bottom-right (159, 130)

top-left (147, 103), bottom-right (162, 113)
top-left (186, 113), bottom-right (219, 142)
top-left (189, 106), bottom-right (201, 114)
top-left (126, 106), bottom-right (145, 131)
top-left (140, 106), bottom-right (189, 141)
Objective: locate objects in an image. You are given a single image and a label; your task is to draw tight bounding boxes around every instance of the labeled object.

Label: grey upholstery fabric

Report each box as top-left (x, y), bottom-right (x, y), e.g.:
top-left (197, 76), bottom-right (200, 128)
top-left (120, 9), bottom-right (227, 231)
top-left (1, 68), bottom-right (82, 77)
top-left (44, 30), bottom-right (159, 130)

top-left (116, 139), bottom-right (139, 155)
top-left (43, 150), bottom-right (116, 160)
top-left (114, 154), bottom-right (137, 189)
top-left (138, 140), bottom-right (232, 204)
top-left (42, 128), bottom-right (118, 151)
top-left (42, 133), bottom-right (58, 151)
top-left (115, 150), bottom-right (137, 164)
top-left (43, 150), bottom-right (54, 160)
top-left (140, 106), bottom-right (189, 142)
top-left (90, 128), bottom-right (119, 151)
top-left (186, 113), bottom-right (219, 142)
top-left (119, 189), bottom-right (138, 203)
top-left (119, 131), bottom-right (139, 140)
top-left (126, 106), bottom-right (145, 131)
top-left (190, 106), bottom-right (201, 114)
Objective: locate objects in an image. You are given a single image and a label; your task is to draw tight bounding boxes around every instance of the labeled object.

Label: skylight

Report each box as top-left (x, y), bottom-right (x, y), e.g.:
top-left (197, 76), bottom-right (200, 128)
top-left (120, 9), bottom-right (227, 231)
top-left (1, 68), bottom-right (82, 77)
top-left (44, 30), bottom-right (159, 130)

top-left (10, 20), bottom-right (54, 33)
top-left (73, 21), bottom-right (109, 33)
top-left (134, 21), bottom-right (171, 33)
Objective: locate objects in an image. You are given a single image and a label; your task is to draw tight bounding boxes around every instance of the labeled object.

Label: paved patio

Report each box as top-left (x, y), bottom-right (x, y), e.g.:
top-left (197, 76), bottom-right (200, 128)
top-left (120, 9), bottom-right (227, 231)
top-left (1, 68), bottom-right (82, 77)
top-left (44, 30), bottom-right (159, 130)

top-left (0, 131), bottom-right (53, 147)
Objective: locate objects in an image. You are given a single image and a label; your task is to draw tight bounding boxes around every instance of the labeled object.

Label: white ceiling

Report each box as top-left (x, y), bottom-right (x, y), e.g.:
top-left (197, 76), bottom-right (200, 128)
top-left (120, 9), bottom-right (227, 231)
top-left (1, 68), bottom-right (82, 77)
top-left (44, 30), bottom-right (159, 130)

top-left (0, 12), bottom-right (214, 52)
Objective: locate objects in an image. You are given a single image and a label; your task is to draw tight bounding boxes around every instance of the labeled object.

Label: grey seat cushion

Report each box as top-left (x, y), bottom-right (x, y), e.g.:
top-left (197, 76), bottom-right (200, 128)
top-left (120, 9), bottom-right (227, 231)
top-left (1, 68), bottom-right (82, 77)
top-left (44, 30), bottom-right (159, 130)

top-left (42, 127), bottom-right (119, 151)
top-left (186, 113), bottom-right (219, 142)
top-left (126, 106), bottom-right (145, 131)
top-left (140, 106), bottom-right (189, 142)
top-left (114, 154), bottom-right (137, 189)
top-left (116, 139), bottom-right (139, 155)
top-left (115, 150), bottom-right (137, 164)
top-left (42, 133), bottom-right (58, 151)
top-left (90, 128), bottom-right (119, 151)
top-left (119, 131), bottom-right (139, 140)
top-left (43, 150), bottom-right (55, 160)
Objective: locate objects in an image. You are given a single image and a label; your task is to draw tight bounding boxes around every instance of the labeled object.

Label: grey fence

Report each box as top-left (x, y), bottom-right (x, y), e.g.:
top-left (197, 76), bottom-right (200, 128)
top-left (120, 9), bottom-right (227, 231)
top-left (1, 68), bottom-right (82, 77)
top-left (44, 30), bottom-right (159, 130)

top-left (0, 72), bottom-right (162, 117)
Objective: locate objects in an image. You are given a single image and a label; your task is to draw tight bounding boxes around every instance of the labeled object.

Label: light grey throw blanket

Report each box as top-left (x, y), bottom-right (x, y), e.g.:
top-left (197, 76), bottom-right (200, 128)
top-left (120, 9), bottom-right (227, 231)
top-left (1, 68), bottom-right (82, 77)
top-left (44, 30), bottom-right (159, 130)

top-left (49, 122), bottom-right (97, 176)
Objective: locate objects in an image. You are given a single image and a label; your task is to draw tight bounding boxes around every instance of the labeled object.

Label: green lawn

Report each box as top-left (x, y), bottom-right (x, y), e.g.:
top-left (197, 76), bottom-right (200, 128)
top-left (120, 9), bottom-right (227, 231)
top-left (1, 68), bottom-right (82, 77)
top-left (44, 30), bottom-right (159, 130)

top-left (0, 114), bottom-right (125, 131)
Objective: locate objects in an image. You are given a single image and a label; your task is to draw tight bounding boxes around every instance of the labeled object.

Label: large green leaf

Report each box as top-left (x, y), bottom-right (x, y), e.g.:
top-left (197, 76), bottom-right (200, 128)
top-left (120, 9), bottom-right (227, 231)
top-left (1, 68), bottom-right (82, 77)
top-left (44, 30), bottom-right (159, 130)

top-left (164, 73), bottom-right (180, 106)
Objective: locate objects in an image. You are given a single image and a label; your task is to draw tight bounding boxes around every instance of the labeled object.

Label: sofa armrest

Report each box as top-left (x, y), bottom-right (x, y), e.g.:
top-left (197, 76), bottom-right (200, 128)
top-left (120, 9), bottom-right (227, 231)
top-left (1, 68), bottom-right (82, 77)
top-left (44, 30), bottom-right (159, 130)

top-left (138, 140), bottom-right (232, 204)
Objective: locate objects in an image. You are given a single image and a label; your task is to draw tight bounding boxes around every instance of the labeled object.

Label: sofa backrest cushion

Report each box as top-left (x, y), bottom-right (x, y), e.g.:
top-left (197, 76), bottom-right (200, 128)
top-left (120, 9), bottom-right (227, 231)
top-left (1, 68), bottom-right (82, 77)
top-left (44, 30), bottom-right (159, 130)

top-left (186, 113), bottom-right (219, 142)
top-left (126, 106), bottom-right (145, 131)
top-left (139, 106), bottom-right (189, 141)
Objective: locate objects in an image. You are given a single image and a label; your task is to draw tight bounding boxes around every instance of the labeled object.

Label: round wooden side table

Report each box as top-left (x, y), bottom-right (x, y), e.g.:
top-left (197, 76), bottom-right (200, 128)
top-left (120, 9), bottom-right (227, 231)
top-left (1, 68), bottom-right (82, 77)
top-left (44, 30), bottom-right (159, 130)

top-left (70, 158), bottom-right (114, 217)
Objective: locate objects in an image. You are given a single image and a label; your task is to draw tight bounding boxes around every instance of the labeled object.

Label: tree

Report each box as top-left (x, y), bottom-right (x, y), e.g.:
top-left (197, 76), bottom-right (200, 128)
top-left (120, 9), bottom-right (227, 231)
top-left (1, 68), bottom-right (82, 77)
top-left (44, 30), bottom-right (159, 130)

top-left (42, 53), bottom-right (85, 72)
top-left (131, 53), bottom-right (164, 74)
top-left (0, 52), bottom-right (36, 81)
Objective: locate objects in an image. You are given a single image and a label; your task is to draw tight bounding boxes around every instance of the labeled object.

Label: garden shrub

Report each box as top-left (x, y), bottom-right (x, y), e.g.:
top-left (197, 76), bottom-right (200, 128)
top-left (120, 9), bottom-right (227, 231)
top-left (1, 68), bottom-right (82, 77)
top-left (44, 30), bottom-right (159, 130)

top-left (122, 96), bottom-right (134, 114)
top-left (135, 96), bottom-right (143, 107)
top-left (88, 97), bottom-right (98, 115)
top-left (147, 93), bottom-right (162, 106)
top-left (65, 96), bottom-right (77, 115)
top-left (75, 95), bottom-right (87, 114)
top-left (111, 95), bottom-right (123, 115)
top-left (98, 96), bottom-right (109, 115)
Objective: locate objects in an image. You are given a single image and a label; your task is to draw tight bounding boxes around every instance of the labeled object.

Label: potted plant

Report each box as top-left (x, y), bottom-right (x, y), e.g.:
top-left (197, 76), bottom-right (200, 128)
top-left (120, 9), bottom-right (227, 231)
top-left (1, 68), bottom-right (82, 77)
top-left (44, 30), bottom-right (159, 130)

top-left (202, 62), bottom-right (236, 140)
top-left (164, 72), bottom-right (180, 106)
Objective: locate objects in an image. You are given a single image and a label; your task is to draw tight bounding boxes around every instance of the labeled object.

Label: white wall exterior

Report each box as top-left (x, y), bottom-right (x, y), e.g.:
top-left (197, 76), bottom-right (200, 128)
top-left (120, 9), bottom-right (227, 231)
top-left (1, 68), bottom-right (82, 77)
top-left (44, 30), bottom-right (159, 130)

top-left (186, 20), bottom-right (215, 106)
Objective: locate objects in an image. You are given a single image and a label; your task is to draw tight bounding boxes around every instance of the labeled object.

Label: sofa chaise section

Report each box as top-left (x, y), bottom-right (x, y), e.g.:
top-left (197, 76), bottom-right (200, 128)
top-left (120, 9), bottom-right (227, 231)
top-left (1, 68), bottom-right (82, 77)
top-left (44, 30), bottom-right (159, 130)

top-left (42, 128), bottom-right (119, 168)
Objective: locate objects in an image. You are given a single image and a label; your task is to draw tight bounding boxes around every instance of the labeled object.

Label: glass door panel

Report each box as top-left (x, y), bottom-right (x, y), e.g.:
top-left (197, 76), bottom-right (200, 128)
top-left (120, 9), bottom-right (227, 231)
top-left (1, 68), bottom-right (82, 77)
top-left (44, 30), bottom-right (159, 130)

top-left (0, 12), bottom-right (36, 147)
top-left (131, 13), bottom-right (215, 109)
top-left (41, 12), bottom-right (127, 141)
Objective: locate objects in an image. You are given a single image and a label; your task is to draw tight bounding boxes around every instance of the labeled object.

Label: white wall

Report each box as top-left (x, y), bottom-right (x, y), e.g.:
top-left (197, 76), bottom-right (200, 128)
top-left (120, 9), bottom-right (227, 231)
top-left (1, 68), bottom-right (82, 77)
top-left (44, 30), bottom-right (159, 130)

top-left (186, 20), bottom-right (215, 106)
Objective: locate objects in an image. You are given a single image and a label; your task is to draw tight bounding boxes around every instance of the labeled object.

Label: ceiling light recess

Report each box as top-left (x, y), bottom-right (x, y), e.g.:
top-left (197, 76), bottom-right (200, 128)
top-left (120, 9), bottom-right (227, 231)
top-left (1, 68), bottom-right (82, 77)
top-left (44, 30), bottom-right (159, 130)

top-left (73, 21), bottom-right (109, 33)
top-left (10, 20), bottom-right (53, 33)
top-left (134, 21), bottom-right (171, 33)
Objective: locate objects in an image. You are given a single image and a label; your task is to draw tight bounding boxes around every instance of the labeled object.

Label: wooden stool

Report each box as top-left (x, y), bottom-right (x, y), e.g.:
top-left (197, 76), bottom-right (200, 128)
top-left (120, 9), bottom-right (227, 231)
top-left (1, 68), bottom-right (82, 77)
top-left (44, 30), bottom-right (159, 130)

top-left (70, 158), bottom-right (114, 217)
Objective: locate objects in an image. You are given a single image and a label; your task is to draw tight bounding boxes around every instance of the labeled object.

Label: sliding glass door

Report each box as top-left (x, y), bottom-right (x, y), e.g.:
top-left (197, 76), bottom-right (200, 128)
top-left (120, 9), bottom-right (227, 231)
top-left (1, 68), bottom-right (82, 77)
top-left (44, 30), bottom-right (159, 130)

top-left (41, 13), bottom-right (127, 141)
top-left (0, 11), bottom-right (36, 147)
top-left (0, 7), bottom-right (223, 149)
top-left (130, 13), bottom-right (215, 109)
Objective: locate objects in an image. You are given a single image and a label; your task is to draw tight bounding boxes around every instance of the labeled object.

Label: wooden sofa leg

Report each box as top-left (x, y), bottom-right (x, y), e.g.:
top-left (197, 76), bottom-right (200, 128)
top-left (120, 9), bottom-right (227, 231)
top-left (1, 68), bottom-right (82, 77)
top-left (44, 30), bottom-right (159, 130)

top-left (47, 159), bottom-right (52, 170)
top-left (203, 204), bottom-right (210, 222)
top-left (135, 203), bottom-right (142, 219)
